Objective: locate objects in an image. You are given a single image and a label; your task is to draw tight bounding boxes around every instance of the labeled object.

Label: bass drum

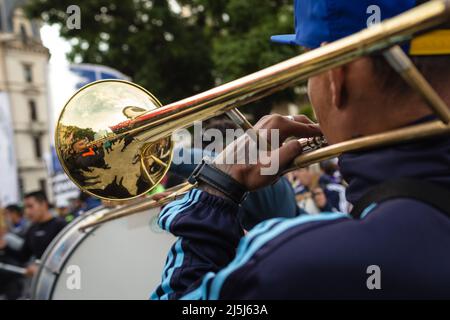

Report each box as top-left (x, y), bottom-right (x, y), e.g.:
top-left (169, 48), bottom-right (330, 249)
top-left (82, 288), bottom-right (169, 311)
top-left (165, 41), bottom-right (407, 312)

top-left (31, 204), bottom-right (175, 300)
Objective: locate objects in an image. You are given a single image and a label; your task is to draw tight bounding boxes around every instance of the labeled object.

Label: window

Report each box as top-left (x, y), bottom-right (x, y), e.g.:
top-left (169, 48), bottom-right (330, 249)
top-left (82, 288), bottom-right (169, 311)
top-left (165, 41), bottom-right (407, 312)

top-left (33, 136), bottom-right (42, 159)
top-left (39, 179), bottom-right (47, 194)
top-left (29, 99), bottom-right (37, 121)
top-left (18, 178), bottom-right (24, 199)
top-left (23, 64), bottom-right (33, 83)
top-left (20, 24), bottom-right (28, 44)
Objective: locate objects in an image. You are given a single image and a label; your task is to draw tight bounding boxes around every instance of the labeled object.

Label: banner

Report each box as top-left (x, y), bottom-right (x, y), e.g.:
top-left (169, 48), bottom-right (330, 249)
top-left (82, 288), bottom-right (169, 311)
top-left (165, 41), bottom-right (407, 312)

top-left (0, 92), bottom-right (19, 206)
top-left (69, 63), bottom-right (131, 89)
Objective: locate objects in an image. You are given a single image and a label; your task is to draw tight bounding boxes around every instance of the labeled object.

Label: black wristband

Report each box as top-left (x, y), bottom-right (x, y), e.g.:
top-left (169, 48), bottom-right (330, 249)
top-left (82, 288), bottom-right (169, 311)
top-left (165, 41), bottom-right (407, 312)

top-left (188, 159), bottom-right (249, 204)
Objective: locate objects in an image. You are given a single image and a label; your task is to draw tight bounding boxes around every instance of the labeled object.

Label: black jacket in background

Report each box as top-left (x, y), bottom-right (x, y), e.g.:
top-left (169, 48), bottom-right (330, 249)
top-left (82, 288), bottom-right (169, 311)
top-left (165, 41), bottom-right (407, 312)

top-left (7, 217), bottom-right (67, 263)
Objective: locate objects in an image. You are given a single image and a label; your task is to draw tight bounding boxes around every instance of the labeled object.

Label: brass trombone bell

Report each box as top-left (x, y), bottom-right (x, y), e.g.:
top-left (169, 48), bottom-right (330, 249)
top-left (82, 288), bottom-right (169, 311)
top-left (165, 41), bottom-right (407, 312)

top-left (55, 81), bottom-right (174, 200)
top-left (56, 0), bottom-right (450, 201)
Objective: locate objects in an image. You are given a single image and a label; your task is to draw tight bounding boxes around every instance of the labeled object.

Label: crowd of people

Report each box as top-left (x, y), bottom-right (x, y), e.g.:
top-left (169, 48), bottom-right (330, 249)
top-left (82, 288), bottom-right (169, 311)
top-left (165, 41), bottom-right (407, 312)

top-left (286, 160), bottom-right (348, 215)
top-left (0, 191), bottom-right (101, 300)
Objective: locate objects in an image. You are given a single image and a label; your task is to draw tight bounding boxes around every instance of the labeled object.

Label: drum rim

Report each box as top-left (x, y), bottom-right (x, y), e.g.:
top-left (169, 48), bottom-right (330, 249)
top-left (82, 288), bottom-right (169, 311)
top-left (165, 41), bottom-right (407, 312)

top-left (30, 206), bottom-right (107, 299)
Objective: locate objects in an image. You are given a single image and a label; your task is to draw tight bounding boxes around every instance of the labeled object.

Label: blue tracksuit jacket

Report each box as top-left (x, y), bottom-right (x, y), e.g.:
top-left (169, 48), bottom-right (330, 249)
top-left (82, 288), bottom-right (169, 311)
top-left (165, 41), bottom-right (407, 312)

top-left (170, 147), bottom-right (302, 229)
top-left (151, 135), bottom-right (450, 299)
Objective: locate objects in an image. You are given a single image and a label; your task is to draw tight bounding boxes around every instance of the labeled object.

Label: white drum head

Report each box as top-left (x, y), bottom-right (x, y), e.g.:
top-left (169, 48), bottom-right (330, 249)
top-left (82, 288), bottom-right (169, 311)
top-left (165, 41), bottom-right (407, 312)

top-left (33, 206), bottom-right (175, 300)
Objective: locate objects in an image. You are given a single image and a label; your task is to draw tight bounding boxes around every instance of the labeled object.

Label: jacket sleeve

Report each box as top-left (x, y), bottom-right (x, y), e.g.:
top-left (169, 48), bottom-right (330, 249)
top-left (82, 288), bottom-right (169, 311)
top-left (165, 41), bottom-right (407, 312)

top-left (4, 231), bottom-right (33, 264)
top-left (150, 188), bottom-right (349, 299)
top-left (150, 189), bottom-right (244, 300)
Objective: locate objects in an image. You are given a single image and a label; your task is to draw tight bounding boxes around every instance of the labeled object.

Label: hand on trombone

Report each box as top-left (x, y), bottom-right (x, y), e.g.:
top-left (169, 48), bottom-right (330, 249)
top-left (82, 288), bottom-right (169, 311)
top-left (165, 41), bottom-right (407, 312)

top-left (201, 114), bottom-right (322, 197)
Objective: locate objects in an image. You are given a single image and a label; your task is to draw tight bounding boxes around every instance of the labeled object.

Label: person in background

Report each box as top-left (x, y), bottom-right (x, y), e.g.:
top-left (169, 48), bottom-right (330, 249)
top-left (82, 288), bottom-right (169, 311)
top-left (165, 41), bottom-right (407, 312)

top-left (0, 206), bottom-right (27, 300)
top-left (290, 168), bottom-right (316, 195)
top-left (1, 205), bottom-right (29, 299)
top-left (311, 187), bottom-right (339, 213)
top-left (67, 192), bottom-right (102, 222)
top-left (318, 160), bottom-right (349, 213)
top-left (56, 206), bottom-right (71, 223)
top-left (0, 191), bottom-right (67, 277)
top-left (318, 159), bottom-right (341, 185)
top-left (289, 167), bottom-right (320, 214)
top-left (78, 192), bottom-right (102, 212)
top-left (68, 196), bottom-right (83, 217)
top-left (3, 205), bottom-right (28, 240)
top-left (1, 205), bottom-right (30, 254)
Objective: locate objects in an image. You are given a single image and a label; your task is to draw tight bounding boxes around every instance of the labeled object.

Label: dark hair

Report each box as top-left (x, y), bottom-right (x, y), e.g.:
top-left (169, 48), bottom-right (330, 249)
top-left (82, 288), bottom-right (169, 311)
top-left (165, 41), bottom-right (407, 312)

top-left (372, 54), bottom-right (450, 96)
top-left (24, 190), bottom-right (49, 204)
top-left (201, 116), bottom-right (239, 149)
top-left (320, 160), bottom-right (337, 176)
top-left (5, 204), bottom-right (23, 217)
top-left (78, 192), bottom-right (90, 202)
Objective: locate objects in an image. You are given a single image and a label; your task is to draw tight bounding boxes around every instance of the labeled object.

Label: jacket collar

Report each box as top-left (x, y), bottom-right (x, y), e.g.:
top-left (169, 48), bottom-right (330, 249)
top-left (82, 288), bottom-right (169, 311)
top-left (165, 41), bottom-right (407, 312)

top-left (338, 116), bottom-right (450, 205)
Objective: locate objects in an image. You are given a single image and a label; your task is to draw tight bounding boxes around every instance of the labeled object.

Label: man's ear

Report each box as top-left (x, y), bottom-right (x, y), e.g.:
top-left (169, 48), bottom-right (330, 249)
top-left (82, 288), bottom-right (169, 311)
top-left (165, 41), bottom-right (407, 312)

top-left (327, 66), bottom-right (345, 110)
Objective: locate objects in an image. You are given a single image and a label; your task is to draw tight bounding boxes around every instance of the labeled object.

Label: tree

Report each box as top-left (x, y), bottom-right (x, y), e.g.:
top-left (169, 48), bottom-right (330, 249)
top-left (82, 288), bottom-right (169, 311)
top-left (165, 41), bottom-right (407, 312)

top-left (26, 0), bottom-right (306, 121)
top-left (178, 0), bottom-right (303, 120)
top-left (25, 0), bottom-right (214, 104)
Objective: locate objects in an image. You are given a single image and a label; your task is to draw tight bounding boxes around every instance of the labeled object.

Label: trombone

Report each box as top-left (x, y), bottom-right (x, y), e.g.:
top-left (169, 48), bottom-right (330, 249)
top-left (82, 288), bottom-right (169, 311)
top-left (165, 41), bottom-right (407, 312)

top-left (54, 0), bottom-right (450, 230)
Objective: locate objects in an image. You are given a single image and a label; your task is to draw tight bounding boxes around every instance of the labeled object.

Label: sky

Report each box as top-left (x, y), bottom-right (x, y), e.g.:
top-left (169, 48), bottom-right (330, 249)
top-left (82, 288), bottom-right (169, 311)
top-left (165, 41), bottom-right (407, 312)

top-left (40, 24), bottom-right (79, 138)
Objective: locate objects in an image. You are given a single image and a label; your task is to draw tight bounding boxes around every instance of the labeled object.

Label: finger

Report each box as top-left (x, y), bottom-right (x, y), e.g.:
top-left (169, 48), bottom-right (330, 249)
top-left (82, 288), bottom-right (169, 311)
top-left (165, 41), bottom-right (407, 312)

top-left (279, 121), bottom-right (322, 141)
top-left (286, 115), bottom-right (322, 136)
top-left (255, 122), bottom-right (321, 147)
top-left (276, 139), bottom-right (304, 172)
top-left (255, 114), bottom-right (321, 144)
top-left (287, 115), bottom-right (316, 125)
top-left (257, 114), bottom-right (314, 129)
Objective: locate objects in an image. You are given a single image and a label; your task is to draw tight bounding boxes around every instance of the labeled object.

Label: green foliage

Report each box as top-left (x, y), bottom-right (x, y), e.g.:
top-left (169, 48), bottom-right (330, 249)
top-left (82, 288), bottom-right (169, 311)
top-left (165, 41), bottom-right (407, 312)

top-left (178, 0), bottom-right (303, 120)
top-left (299, 103), bottom-right (315, 121)
top-left (25, 0), bottom-right (214, 104)
top-left (64, 126), bottom-right (96, 141)
top-left (26, 0), bottom-right (305, 120)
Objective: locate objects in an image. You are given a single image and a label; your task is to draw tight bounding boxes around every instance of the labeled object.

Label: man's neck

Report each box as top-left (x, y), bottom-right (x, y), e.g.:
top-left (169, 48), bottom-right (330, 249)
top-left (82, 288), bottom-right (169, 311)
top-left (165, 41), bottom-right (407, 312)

top-left (348, 96), bottom-right (437, 140)
top-left (37, 212), bottom-right (54, 224)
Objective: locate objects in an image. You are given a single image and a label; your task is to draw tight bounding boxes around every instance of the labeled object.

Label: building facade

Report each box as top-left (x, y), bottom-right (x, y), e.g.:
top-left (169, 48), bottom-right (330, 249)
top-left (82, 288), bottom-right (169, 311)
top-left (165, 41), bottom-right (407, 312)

top-left (0, 1), bottom-right (52, 200)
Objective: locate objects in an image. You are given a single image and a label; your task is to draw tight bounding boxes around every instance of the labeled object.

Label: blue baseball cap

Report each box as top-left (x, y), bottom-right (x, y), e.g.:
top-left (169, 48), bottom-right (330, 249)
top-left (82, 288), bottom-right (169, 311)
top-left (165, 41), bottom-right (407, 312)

top-left (271, 0), bottom-right (450, 55)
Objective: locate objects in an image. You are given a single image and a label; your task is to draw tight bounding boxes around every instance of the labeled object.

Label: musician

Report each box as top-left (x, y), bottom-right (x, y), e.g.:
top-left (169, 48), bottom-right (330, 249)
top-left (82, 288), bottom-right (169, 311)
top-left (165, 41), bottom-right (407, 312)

top-left (170, 117), bottom-right (302, 230)
top-left (0, 191), bottom-right (66, 277)
top-left (3, 205), bottom-right (29, 242)
top-left (290, 167), bottom-right (321, 214)
top-left (71, 138), bottom-right (110, 172)
top-left (0, 205), bottom-right (29, 299)
top-left (1, 205), bottom-right (30, 257)
top-left (152, 0), bottom-right (450, 299)
top-left (311, 187), bottom-right (339, 213)
top-left (318, 160), bottom-right (348, 212)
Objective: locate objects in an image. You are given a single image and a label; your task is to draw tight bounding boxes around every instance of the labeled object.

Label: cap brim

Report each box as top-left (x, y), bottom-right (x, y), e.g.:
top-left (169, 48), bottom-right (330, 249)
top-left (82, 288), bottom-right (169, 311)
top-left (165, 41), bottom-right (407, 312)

top-left (270, 34), bottom-right (299, 45)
